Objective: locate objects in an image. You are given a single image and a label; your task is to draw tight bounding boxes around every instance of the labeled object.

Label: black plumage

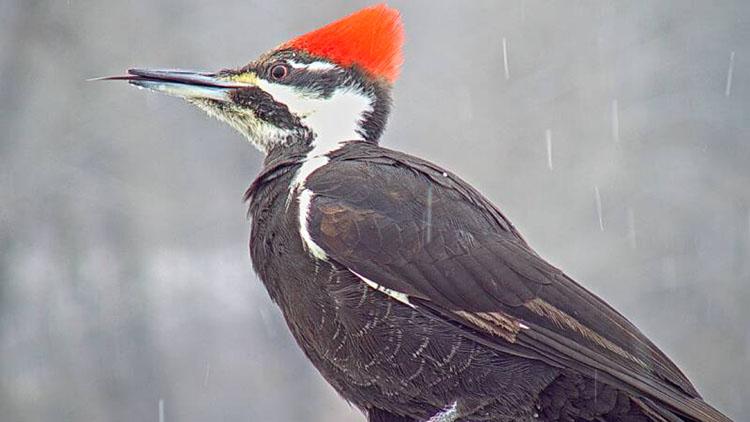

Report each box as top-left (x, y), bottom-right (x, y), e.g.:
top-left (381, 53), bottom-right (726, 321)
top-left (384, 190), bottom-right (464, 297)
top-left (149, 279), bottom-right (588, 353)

top-left (244, 142), bottom-right (730, 422)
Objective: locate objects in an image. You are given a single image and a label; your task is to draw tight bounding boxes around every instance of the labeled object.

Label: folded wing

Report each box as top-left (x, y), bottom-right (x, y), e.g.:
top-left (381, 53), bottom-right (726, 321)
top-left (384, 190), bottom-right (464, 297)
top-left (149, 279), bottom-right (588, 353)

top-left (302, 144), bottom-right (730, 422)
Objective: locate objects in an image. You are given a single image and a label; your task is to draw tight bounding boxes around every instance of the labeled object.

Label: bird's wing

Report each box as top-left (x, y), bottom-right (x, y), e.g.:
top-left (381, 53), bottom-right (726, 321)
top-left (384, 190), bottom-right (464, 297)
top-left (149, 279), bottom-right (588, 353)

top-left (301, 144), bottom-right (731, 422)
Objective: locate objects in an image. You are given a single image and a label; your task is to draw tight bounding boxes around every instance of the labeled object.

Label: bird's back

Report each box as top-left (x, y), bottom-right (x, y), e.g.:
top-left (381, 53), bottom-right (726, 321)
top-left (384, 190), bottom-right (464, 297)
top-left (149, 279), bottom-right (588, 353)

top-left (245, 141), bottom-right (731, 422)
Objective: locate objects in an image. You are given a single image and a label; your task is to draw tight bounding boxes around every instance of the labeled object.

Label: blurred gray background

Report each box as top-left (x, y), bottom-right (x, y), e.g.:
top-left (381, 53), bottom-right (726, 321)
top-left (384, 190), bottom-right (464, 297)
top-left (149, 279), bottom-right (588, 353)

top-left (1, 1), bottom-right (748, 421)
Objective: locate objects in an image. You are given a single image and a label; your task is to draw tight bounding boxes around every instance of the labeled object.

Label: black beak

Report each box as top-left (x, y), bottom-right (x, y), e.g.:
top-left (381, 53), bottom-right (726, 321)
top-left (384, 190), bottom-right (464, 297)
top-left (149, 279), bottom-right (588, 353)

top-left (91, 68), bottom-right (254, 101)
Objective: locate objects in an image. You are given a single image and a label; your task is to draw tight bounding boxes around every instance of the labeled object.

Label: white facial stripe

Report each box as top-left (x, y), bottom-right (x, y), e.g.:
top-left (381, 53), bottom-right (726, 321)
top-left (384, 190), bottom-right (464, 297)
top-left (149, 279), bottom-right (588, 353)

top-left (297, 189), bottom-right (328, 260)
top-left (256, 79), bottom-right (374, 190)
top-left (350, 270), bottom-right (414, 307)
top-left (306, 61), bottom-right (337, 71)
top-left (286, 60), bottom-right (307, 69)
top-left (257, 80), bottom-right (373, 150)
top-left (287, 60), bottom-right (337, 72)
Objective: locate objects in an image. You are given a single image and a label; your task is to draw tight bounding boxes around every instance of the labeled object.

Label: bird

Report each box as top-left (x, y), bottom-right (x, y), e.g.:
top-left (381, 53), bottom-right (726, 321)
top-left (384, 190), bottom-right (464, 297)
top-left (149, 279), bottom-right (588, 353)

top-left (99, 4), bottom-right (733, 422)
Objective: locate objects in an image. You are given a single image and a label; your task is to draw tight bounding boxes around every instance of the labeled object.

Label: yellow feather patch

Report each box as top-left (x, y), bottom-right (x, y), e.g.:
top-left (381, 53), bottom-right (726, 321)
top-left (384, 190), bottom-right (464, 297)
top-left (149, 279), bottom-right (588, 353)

top-left (227, 72), bottom-right (259, 85)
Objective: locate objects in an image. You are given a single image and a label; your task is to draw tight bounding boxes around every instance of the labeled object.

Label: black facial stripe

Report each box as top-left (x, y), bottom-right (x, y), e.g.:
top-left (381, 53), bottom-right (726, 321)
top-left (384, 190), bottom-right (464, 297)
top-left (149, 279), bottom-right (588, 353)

top-left (229, 87), bottom-right (302, 131)
top-left (229, 49), bottom-right (392, 143)
top-left (286, 68), bottom-right (341, 97)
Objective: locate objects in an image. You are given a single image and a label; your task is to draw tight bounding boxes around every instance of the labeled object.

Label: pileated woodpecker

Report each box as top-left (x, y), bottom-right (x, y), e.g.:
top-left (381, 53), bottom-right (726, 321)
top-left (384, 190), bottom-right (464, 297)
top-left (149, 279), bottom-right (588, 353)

top-left (101, 4), bottom-right (732, 422)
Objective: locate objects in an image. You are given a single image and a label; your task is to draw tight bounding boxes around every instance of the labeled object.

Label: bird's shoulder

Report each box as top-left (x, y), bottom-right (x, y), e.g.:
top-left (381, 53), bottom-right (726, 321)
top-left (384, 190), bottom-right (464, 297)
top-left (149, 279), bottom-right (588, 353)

top-left (311, 140), bottom-right (526, 241)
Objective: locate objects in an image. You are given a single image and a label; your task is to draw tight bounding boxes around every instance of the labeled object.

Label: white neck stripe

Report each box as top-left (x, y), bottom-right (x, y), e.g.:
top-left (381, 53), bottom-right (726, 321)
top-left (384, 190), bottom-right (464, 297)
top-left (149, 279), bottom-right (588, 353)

top-left (255, 79), bottom-right (374, 259)
top-left (252, 83), bottom-right (373, 190)
top-left (284, 86), bottom-right (372, 211)
top-left (297, 189), bottom-right (329, 260)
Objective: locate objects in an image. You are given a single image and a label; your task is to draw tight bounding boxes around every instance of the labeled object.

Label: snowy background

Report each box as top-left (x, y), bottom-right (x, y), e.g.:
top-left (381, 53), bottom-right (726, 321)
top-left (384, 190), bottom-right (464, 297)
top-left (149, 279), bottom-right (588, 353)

top-left (1, 1), bottom-right (748, 421)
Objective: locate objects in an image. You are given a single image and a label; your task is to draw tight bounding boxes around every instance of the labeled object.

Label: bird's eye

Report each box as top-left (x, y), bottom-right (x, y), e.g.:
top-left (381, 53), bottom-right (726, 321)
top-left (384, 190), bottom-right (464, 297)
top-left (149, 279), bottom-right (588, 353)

top-left (270, 64), bottom-right (289, 81)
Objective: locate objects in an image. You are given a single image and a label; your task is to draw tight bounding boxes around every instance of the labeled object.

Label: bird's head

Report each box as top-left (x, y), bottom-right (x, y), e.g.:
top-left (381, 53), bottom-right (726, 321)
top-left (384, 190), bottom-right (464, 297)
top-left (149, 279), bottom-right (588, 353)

top-left (102, 4), bottom-right (403, 155)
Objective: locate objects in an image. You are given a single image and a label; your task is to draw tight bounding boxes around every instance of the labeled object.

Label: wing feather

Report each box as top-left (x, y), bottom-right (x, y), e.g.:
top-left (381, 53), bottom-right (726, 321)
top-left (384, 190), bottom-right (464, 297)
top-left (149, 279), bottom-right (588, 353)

top-left (303, 145), bottom-right (731, 422)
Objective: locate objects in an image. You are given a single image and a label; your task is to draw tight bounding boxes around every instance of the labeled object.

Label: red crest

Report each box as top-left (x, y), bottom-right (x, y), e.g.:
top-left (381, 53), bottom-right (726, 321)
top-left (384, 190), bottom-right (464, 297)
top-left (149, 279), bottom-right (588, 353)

top-left (282, 4), bottom-right (404, 83)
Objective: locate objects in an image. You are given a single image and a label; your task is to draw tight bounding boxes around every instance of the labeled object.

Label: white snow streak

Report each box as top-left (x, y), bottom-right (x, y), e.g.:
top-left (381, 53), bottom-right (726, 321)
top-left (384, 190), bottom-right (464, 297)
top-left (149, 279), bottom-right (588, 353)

top-left (203, 362), bottom-right (211, 388)
top-left (545, 129), bottom-right (553, 170)
top-left (594, 186), bottom-right (604, 231)
top-left (611, 99), bottom-right (620, 143)
top-left (502, 37), bottom-right (510, 80)
top-left (725, 51), bottom-right (735, 97)
top-left (425, 185), bottom-right (433, 243)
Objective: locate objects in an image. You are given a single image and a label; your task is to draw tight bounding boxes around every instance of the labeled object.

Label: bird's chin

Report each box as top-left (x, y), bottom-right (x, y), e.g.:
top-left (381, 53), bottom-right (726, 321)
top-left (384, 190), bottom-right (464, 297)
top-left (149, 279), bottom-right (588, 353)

top-left (186, 97), bottom-right (227, 110)
top-left (188, 101), bottom-right (292, 153)
top-left (186, 97), bottom-right (234, 123)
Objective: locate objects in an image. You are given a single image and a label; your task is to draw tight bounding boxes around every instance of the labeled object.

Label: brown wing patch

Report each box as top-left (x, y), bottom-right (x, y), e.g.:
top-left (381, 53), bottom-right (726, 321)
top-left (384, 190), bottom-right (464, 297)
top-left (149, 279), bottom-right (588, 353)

top-left (317, 202), bottom-right (376, 253)
top-left (524, 298), bottom-right (646, 368)
top-left (454, 310), bottom-right (521, 343)
top-left (319, 203), bottom-right (355, 237)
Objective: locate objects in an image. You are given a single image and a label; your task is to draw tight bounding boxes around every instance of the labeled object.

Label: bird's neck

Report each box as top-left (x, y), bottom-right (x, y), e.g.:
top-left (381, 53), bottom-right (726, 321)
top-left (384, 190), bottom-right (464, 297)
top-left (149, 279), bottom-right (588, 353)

top-left (262, 77), bottom-right (392, 167)
top-left (261, 83), bottom-right (391, 191)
